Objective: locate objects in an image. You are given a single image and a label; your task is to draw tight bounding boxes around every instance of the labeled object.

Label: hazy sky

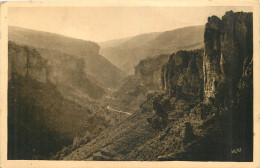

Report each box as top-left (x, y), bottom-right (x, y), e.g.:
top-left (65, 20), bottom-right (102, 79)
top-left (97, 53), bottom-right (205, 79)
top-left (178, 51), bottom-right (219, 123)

top-left (8, 6), bottom-right (252, 42)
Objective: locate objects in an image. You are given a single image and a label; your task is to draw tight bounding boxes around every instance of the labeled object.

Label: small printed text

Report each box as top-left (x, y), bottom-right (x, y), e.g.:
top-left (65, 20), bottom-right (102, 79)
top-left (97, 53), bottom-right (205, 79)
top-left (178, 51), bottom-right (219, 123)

top-left (231, 148), bottom-right (242, 154)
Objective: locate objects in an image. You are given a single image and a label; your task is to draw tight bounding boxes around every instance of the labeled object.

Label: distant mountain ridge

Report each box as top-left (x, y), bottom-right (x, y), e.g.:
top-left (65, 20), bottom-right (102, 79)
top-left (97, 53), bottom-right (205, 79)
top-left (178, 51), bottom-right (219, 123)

top-left (99, 26), bottom-right (204, 74)
top-left (9, 26), bottom-right (100, 57)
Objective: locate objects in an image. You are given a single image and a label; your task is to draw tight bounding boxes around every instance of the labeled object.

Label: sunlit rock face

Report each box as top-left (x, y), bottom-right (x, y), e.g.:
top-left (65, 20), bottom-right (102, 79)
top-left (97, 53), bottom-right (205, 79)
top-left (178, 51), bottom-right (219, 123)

top-left (203, 11), bottom-right (253, 103)
top-left (161, 49), bottom-right (204, 98)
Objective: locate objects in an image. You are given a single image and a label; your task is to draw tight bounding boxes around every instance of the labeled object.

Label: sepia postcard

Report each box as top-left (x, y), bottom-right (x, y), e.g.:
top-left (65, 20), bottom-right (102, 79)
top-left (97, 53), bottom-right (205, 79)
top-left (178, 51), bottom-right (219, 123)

top-left (0, 0), bottom-right (260, 168)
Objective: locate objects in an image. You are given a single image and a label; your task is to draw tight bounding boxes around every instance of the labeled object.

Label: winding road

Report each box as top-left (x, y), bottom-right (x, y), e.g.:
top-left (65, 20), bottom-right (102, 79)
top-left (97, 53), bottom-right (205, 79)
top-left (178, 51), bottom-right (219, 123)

top-left (106, 106), bottom-right (132, 116)
top-left (106, 88), bottom-right (132, 115)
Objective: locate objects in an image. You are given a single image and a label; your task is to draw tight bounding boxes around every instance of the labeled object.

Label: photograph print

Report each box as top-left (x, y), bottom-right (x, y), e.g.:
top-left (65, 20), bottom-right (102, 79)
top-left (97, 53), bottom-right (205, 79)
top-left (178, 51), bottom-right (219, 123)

top-left (6, 4), bottom-right (254, 162)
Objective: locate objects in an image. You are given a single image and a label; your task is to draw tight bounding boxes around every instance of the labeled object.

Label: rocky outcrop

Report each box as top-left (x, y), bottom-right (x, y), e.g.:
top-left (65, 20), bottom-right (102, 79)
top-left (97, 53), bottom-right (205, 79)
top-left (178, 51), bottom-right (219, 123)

top-left (145, 11), bottom-right (253, 161)
top-left (161, 49), bottom-right (204, 98)
top-left (135, 54), bottom-right (169, 88)
top-left (203, 11), bottom-right (253, 103)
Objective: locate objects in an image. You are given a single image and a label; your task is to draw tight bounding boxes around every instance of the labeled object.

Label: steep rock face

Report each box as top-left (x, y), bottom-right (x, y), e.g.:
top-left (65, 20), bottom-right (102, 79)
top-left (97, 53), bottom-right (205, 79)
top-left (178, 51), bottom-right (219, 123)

top-left (106, 54), bottom-right (170, 114)
top-left (154, 11), bottom-right (253, 161)
top-left (135, 54), bottom-right (169, 88)
top-left (203, 11), bottom-right (253, 103)
top-left (161, 50), bottom-right (204, 98)
top-left (143, 11), bottom-right (253, 161)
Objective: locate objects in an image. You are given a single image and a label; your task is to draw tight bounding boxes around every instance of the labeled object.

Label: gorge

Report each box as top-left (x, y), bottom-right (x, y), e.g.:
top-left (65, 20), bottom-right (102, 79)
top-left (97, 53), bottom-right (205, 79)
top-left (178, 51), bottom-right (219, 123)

top-left (8, 10), bottom-right (253, 161)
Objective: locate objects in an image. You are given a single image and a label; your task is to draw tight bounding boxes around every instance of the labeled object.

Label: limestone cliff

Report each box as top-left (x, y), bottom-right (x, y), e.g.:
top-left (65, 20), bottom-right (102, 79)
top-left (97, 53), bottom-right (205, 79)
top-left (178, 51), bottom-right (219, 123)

top-left (135, 54), bottom-right (169, 88)
top-left (138, 11), bottom-right (253, 160)
top-left (151, 10), bottom-right (253, 161)
top-left (203, 11), bottom-right (253, 103)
